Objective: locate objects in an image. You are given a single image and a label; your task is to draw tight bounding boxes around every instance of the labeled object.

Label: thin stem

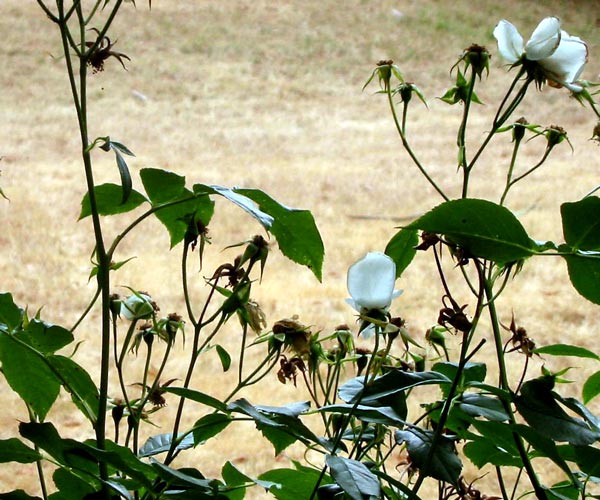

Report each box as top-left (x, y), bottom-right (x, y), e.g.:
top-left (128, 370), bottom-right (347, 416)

top-left (387, 85), bottom-right (449, 201)
top-left (56, 4), bottom-right (111, 492)
top-left (484, 277), bottom-right (548, 500)
top-left (70, 285), bottom-right (100, 332)
top-left (504, 146), bottom-right (552, 193)
top-left (84, 0), bottom-right (105, 25)
top-left (499, 136), bottom-right (523, 206)
top-left (309, 331), bottom-right (384, 499)
top-left (495, 467), bottom-right (510, 500)
top-left (458, 66), bottom-right (477, 198)
top-left (37, 0), bottom-right (58, 22)
top-left (411, 261), bottom-right (486, 497)
top-left (27, 406), bottom-right (49, 500)
top-left (464, 72), bottom-right (531, 190)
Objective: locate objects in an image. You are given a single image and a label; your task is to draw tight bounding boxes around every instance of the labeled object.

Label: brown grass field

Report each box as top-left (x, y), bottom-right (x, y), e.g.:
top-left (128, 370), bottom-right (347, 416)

top-left (1, 0), bottom-right (600, 497)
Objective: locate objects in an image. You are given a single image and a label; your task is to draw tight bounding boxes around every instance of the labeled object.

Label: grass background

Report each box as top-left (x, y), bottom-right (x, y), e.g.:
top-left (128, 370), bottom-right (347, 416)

top-left (1, 0), bottom-right (600, 497)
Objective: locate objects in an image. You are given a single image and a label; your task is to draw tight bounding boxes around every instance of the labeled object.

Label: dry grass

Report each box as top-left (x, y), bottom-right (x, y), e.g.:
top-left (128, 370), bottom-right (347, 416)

top-left (1, 0), bottom-right (600, 497)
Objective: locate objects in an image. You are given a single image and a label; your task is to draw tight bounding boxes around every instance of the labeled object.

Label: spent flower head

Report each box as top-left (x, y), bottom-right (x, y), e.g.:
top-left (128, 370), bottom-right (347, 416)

top-left (459, 44), bottom-right (491, 79)
top-left (493, 17), bottom-right (588, 92)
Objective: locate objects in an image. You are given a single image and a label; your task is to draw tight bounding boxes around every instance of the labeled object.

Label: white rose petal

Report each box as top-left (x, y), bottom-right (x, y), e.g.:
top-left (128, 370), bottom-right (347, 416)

top-left (524, 16), bottom-right (561, 61)
top-left (493, 20), bottom-right (523, 63)
top-left (346, 252), bottom-right (402, 312)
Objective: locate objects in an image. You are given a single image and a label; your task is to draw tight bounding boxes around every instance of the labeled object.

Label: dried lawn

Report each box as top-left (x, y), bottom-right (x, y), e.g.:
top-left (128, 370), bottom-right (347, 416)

top-left (1, 0), bottom-right (600, 497)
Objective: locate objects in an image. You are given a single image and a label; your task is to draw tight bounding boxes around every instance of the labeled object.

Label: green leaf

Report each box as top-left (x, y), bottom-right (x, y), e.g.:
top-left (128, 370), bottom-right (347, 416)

top-left (0, 333), bottom-right (61, 420)
top-left (141, 168), bottom-right (187, 203)
top-left (20, 422), bottom-right (156, 487)
top-left (79, 183), bottom-right (147, 219)
top-left (97, 138), bottom-right (135, 204)
top-left (138, 433), bottom-right (194, 458)
top-left (395, 427), bottom-right (462, 485)
top-left (197, 185), bottom-right (324, 281)
top-left (0, 293), bottom-right (24, 332)
top-left (514, 424), bottom-right (579, 484)
top-left (516, 377), bottom-right (600, 446)
top-left (192, 413), bottom-right (232, 446)
top-left (227, 399), bottom-right (321, 455)
top-left (432, 362), bottom-right (486, 397)
top-left (20, 320), bottom-right (73, 354)
top-left (150, 460), bottom-right (214, 491)
top-left (50, 468), bottom-right (98, 500)
top-left (194, 184), bottom-right (274, 228)
top-left (221, 461), bottom-right (277, 500)
top-left (235, 188), bottom-right (324, 281)
top-left (326, 455), bottom-right (381, 500)
top-left (463, 433), bottom-right (522, 468)
top-left (407, 199), bottom-right (534, 263)
top-left (534, 343), bottom-right (600, 361)
top-left (163, 387), bottom-right (227, 412)
top-left (0, 438), bottom-right (41, 463)
top-left (458, 393), bottom-right (509, 422)
top-left (562, 253), bottom-right (600, 304)
top-left (583, 370), bottom-right (600, 404)
top-left (114, 149), bottom-right (133, 204)
top-left (47, 355), bottom-right (99, 423)
top-left (319, 404), bottom-right (406, 427)
top-left (215, 344), bottom-right (231, 372)
top-left (385, 228), bottom-right (418, 278)
top-left (258, 467), bottom-right (332, 500)
top-left (561, 197), bottom-right (600, 250)
top-left (0, 492), bottom-right (42, 500)
top-left (141, 169), bottom-right (214, 248)
top-left (221, 462), bottom-right (248, 500)
top-left (19, 422), bottom-right (95, 473)
top-left (339, 370), bottom-right (451, 405)
top-left (569, 444), bottom-right (600, 477)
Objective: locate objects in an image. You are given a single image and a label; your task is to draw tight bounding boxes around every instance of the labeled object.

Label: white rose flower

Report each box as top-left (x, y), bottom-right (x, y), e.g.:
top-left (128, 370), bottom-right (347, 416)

top-left (493, 17), bottom-right (588, 92)
top-left (346, 250), bottom-right (402, 310)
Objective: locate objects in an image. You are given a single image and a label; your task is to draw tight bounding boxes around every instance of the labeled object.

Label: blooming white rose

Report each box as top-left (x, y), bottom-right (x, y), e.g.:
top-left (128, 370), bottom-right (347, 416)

top-left (346, 252), bottom-right (402, 313)
top-left (493, 17), bottom-right (588, 92)
top-left (121, 292), bottom-right (154, 321)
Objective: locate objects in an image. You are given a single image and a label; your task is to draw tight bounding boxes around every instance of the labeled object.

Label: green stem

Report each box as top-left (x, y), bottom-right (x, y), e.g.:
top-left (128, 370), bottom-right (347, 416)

top-left (499, 137), bottom-right (523, 206)
top-left (70, 285), bottom-right (100, 332)
top-left (484, 277), bottom-right (548, 500)
top-left (463, 72), bottom-right (531, 196)
top-left (411, 261), bottom-right (486, 497)
top-left (56, 5), bottom-right (111, 492)
top-left (309, 330), bottom-right (384, 499)
top-left (387, 86), bottom-right (449, 201)
top-left (504, 146), bottom-right (552, 195)
top-left (27, 407), bottom-right (49, 500)
top-left (458, 65), bottom-right (477, 197)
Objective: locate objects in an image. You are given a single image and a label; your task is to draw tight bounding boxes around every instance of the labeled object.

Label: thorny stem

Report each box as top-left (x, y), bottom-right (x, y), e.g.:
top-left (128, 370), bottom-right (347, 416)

top-left (410, 260), bottom-right (486, 497)
top-left (484, 276), bottom-right (548, 500)
top-left (54, 3), bottom-right (111, 494)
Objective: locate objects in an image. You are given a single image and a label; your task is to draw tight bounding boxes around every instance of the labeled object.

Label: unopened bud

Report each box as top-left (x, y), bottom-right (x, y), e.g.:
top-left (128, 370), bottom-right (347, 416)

top-left (513, 117), bottom-right (528, 142)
